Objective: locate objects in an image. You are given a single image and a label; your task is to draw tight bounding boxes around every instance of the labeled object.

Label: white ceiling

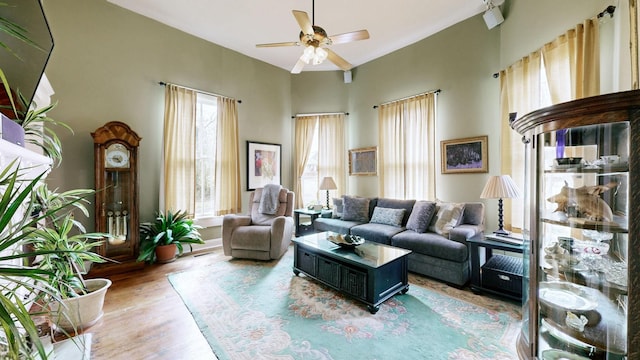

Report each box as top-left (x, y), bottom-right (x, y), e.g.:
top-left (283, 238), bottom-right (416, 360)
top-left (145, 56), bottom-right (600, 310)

top-left (106, 0), bottom-right (490, 73)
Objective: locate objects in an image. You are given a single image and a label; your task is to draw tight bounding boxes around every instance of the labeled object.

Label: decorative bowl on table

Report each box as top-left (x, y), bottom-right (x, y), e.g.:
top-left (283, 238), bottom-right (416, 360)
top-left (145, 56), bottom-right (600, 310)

top-left (328, 234), bottom-right (365, 248)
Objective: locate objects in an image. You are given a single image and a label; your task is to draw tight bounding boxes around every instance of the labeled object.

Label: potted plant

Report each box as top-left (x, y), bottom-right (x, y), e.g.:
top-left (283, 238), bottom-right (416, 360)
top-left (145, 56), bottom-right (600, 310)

top-left (11, 94), bottom-right (72, 167)
top-left (138, 210), bottom-right (204, 263)
top-left (26, 212), bottom-right (112, 332)
top-left (0, 160), bottom-right (98, 359)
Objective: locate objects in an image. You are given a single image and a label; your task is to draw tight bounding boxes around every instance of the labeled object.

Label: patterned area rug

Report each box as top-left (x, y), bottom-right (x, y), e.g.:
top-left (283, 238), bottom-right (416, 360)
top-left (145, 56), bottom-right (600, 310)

top-left (168, 249), bottom-right (521, 360)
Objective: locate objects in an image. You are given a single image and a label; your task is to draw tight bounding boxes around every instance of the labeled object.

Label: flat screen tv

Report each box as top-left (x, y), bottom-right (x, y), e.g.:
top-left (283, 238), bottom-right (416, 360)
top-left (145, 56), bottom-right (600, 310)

top-left (0, 0), bottom-right (54, 116)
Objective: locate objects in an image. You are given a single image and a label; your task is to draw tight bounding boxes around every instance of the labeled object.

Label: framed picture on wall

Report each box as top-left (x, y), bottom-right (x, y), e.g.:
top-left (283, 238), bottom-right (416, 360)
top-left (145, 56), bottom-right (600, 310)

top-left (247, 141), bottom-right (281, 190)
top-left (348, 146), bottom-right (377, 176)
top-left (441, 135), bottom-right (488, 174)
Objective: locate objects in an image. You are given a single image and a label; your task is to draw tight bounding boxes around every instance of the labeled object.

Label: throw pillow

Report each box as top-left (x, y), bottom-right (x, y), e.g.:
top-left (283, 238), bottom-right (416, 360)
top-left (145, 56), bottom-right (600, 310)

top-left (341, 196), bottom-right (370, 222)
top-left (332, 197), bottom-right (343, 219)
top-left (369, 207), bottom-right (406, 227)
top-left (428, 202), bottom-right (465, 237)
top-left (406, 201), bottom-right (437, 233)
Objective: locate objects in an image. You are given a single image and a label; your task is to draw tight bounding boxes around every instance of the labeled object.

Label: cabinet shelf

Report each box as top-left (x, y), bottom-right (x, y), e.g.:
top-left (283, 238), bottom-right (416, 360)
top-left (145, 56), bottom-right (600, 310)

top-left (541, 216), bottom-right (628, 233)
top-left (544, 164), bottom-right (629, 174)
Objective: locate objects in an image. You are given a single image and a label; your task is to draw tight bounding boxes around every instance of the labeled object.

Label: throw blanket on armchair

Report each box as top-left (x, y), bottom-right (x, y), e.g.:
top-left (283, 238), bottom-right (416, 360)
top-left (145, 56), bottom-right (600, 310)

top-left (259, 184), bottom-right (282, 214)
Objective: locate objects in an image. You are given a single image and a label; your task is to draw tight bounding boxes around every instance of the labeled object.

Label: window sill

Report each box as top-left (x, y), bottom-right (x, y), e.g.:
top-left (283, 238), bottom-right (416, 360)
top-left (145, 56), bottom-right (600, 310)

top-left (195, 216), bottom-right (223, 228)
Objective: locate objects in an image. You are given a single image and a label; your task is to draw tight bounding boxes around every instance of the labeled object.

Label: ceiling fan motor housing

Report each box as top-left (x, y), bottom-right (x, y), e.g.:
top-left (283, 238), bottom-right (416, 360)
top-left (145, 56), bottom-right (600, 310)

top-left (299, 25), bottom-right (331, 47)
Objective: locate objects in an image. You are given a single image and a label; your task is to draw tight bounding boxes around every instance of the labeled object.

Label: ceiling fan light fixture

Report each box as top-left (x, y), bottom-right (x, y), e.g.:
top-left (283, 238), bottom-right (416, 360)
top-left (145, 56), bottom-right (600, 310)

top-left (313, 47), bottom-right (328, 65)
top-left (300, 45), bottom-right (315, 64)
top-left (300, 45), bottom-right (328, 65)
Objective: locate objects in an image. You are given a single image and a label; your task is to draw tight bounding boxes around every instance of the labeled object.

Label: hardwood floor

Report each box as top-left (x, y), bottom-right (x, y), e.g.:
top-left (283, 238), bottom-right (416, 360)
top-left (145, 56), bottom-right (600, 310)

top-left (76, 248), bottom-right (224, 359)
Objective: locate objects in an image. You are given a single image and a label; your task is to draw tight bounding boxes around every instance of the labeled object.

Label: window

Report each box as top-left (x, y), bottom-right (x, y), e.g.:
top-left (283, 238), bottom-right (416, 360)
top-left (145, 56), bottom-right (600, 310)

top-left (162, 83), bottom-right (240, 218)
top-left (378, 93), bottom-right (436, 200)
top-left (194, 93), bottom-right (218, 218)
top-left (294, 114), bottom-right (345, 209)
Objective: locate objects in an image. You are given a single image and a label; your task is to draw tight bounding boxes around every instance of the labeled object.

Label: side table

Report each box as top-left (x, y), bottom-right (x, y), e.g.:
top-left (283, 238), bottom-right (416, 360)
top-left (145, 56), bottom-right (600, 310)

top-left (294, 208), bottom-right (329, 237)
top-left (468, 234), bottom-right (524, 302)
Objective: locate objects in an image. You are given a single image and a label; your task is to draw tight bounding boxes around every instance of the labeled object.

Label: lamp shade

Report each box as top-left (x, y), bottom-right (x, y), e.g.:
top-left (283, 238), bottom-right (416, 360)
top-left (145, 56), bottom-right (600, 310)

top-left (319, 177), bottom-right (337, 190)
top-left (480, 175), bottom-right (521, 199)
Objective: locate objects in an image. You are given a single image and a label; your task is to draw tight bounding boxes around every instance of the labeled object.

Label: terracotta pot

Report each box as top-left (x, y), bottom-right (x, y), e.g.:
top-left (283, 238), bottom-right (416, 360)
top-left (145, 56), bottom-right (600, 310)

top-left (50, 278), bottom-right (112, 332)
top-left (155, 244), bottom-right (177, 263)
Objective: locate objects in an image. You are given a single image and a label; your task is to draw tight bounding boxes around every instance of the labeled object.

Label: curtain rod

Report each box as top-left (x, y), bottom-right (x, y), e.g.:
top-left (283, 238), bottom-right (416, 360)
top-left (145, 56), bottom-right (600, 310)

top-left (292, 112), bottom-right (349, 119)
top-left (158, 81), bottom-right (242, 103)
top-left (373, 89), bottom-right (441, 109)
top-left (494, 5), bottom-right (616, 79)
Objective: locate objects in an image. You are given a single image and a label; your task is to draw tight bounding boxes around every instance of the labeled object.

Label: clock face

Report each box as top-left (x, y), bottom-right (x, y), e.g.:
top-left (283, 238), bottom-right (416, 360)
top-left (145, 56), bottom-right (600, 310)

top-left (105, 143), bottom-right (130, 168)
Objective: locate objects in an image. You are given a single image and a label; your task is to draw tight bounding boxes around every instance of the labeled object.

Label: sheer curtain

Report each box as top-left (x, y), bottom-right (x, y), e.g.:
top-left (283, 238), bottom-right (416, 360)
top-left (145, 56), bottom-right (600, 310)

top-left (378, 93), bottom-right (436, 200)
top-left (214, 97), bottom-right (241, 215)
top-left (499, 53), bottom-right (543, 231)
top-left (163, 84), bottom-right (197, 215)
top-left (294, 116), bottom-right (317, 209)
top-left (317, 114), bottom-right (346, 200)
top-left (500, 17), bottom-right (600, 231)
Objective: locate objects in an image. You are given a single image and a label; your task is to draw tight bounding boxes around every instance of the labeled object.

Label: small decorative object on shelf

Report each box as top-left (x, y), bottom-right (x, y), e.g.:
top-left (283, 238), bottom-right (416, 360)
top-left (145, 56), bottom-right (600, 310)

top-left (511, 90), bottom-right (639, 360)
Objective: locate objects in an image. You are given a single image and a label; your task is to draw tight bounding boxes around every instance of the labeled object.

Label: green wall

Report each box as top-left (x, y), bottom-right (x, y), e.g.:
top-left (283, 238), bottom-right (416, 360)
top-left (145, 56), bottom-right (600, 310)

top-left (42, 0), bottom-right (292, 230)
top-left (39, 0), bottom-right (628, 234)
top-left (291, 0), bottom-right (624, 232)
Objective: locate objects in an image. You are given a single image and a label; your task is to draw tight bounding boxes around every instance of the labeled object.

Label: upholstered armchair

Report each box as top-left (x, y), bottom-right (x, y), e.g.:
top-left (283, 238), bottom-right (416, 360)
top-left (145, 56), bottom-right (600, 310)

top-left (222, 187), bottom-right (295, 260)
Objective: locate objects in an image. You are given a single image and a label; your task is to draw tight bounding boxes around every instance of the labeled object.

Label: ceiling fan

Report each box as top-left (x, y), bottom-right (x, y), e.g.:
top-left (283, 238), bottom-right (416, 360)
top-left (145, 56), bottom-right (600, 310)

top-left (256, 0), bottom-right (370, 74)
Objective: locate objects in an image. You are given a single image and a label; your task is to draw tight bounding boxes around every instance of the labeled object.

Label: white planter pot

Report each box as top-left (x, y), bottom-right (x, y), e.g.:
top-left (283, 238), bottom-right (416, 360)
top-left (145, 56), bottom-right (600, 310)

top-left (50, 278), bottom-right (112, 332)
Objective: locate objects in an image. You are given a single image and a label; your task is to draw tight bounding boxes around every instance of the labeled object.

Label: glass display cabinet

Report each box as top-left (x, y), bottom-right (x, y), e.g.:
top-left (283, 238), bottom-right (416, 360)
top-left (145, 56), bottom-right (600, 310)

top-left (90, 121), bottom-right (143, 276)
top-left (511, 90), bottom-right (640, 360)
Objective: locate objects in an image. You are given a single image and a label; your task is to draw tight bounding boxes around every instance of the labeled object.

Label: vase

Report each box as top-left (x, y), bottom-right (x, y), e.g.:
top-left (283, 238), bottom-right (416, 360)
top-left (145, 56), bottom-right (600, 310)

top-left (155, 244), bottom-right (177, 263)
top-left (556, 129), bottom-right (566, 159)
top-left (49, 278), bottom-right (112, 332)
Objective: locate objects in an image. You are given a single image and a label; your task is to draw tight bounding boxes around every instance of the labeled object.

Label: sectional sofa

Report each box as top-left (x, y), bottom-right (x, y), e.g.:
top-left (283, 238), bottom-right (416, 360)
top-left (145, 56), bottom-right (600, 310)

top-left (313, 196), bottom-right (485, 286)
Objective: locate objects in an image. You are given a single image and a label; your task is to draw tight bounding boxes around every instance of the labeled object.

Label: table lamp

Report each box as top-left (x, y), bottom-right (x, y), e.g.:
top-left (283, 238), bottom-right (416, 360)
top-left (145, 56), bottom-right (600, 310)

top-left (480, 175), bottom-right (521, 236)
top-left (319, 177), bottom-right (337, 210)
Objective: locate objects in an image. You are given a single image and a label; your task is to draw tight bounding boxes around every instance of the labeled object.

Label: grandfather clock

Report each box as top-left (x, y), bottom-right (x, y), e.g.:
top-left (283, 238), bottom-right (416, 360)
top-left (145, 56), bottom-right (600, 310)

top-left (90, 121), bottom-right (143, 276)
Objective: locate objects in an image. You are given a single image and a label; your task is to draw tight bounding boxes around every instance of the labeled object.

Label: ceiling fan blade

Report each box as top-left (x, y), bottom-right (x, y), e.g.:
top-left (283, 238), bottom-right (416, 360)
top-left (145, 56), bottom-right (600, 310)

top-left (291, 58), bottom-right (306, 74)
top-left (329, 30), bottom-right (370, 45)
top-left (325, 48), bottom-right (352, 71)
top-left (292, 10), bottom-right (313, 35)
top-left (256, 41), bottom-right (300, 48)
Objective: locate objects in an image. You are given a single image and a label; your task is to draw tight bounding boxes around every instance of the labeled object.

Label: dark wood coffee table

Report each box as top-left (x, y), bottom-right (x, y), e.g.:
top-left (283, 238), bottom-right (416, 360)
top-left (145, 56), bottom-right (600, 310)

top-left (292, 231), bottom-right (411, 314)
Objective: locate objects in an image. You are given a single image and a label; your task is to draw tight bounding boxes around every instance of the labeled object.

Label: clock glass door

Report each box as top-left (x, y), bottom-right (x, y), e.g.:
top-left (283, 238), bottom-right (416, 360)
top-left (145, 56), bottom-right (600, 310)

top-left (102, 167), bottom-right (133, 258)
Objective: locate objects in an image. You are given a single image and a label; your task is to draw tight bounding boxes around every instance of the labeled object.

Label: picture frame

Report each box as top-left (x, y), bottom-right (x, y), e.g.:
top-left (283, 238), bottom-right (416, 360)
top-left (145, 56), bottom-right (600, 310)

top-left (348, 146), bottom-right (377, 176)
top-left (247, 141), bottom-right (281, 190)
top-left (441, 135), bottom-right (488, 174)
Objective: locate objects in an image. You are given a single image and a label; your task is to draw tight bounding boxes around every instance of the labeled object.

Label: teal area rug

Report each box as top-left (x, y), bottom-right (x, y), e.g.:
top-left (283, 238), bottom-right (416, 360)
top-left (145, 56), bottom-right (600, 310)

top-left (168, 249), bottom-right (521, 360)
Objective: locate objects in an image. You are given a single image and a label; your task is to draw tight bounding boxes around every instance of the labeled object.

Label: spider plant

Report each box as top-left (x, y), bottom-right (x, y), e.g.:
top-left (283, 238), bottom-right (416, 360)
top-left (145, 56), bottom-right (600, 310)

top-left (0, 161), bottom-right (64, 359)
top-left (27, 213), bottom-right (108, 298)
top-left (10, 93), bottom-right (72, 167)
top-left (0, 160), bottom-right (106, 359)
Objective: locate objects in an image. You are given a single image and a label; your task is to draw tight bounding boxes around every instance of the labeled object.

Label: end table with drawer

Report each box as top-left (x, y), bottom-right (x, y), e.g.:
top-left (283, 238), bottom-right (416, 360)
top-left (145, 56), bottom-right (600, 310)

top-left (468, 233), bottom-right (524, 302)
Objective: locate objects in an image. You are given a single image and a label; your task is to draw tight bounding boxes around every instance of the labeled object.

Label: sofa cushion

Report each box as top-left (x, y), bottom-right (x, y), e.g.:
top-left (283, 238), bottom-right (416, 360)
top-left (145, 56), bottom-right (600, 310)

top-left (462, 202), bottom-right (485, 226)
top-left (376, 198), bottom-right (416, 225)
top-left (392, 230), bottom-right (468, 263)
top-left (350, 223), bottom-right (406, 245)
top-left (332, 197), bottom-right (343, 218)
top-left (341, 196), bottom-right (370, 222)
top-left (369, 207), bottom-right (405, 227)
top-left (314, 217), bottom-right (363, 234)
top-left (428, 202), bottom-right (465, 237)
top-left (406, 201), bottom-right (437, 233)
